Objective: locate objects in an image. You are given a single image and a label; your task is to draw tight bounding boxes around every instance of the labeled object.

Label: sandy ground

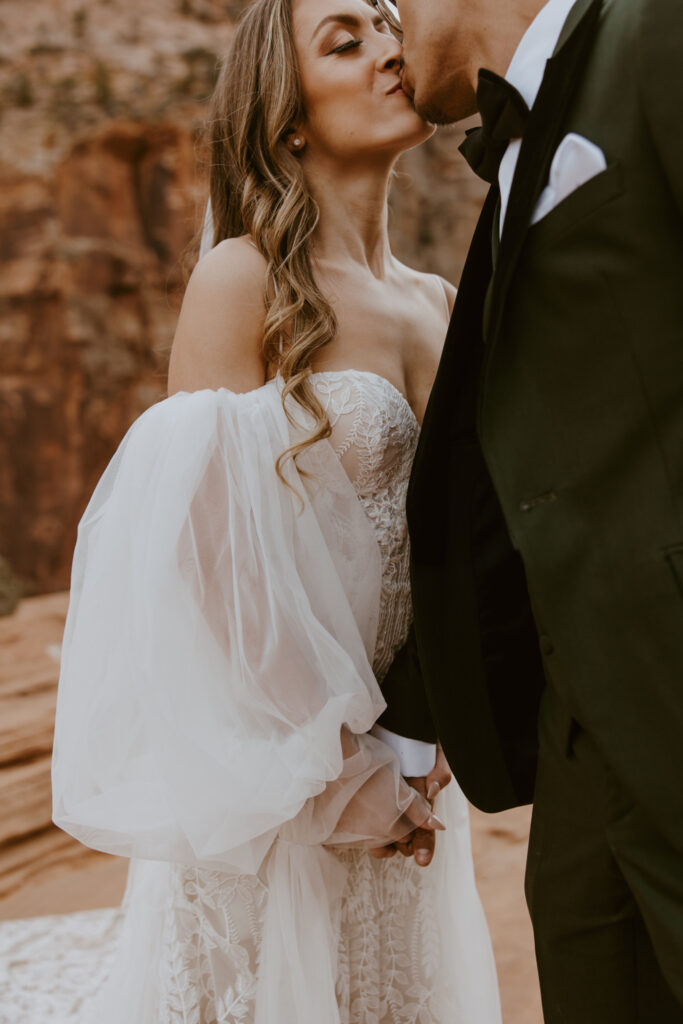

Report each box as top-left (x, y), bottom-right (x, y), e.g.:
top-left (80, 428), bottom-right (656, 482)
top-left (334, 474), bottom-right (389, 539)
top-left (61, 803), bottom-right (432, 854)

top-left (470, 805), bottom-right (542, 1023)
top-left (0, 805), bottom-right (542, 1023)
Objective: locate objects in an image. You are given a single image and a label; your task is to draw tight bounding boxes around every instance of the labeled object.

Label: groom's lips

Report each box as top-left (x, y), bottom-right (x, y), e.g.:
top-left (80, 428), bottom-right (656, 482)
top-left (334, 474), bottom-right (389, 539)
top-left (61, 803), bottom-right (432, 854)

top-left (400, 72), bottom-right (415, 102)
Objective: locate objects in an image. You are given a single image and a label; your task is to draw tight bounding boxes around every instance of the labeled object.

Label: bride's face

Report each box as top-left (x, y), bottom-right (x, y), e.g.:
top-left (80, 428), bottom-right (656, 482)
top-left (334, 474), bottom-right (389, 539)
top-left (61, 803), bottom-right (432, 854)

top-left (291, 0), bottom-right (434, 165)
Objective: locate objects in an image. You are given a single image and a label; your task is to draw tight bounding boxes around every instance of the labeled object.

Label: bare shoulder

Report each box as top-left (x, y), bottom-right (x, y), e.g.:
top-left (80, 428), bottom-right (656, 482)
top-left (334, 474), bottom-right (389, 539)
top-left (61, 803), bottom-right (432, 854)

top-left (397, 260), bottom-right (457, 320)
top-left (167, 236), bottom-right (268, 396)
top-left (428, 273), bottom-right (457, 318)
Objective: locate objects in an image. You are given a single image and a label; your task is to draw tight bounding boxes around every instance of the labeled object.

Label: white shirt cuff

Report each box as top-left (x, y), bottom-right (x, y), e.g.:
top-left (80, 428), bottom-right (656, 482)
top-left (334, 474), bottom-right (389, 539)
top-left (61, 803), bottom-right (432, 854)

top-left (371, 724), bottom-right (437, 778)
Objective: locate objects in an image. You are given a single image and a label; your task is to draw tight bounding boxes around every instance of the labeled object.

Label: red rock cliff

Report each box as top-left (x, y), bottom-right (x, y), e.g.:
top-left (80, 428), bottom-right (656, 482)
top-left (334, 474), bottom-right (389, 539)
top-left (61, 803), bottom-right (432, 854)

top-left (0, 0), bottom-right (486, 599)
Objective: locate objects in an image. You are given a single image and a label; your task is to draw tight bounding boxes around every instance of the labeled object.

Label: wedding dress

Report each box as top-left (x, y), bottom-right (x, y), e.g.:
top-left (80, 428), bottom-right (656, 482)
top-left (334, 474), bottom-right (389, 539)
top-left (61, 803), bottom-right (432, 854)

top-left (34, 370), bottom-right (501, 1023)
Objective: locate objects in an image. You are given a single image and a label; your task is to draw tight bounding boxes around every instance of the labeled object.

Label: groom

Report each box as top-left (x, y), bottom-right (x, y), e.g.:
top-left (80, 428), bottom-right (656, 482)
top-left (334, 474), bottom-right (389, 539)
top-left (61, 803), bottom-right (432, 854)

top-left (375, 0), bottom-right (683, 1019)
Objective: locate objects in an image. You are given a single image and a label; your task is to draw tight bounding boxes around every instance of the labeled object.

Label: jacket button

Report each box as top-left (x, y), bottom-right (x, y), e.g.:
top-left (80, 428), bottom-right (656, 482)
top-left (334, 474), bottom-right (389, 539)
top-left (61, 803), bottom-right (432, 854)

top-left (539, 634), bottom-right (554, 656)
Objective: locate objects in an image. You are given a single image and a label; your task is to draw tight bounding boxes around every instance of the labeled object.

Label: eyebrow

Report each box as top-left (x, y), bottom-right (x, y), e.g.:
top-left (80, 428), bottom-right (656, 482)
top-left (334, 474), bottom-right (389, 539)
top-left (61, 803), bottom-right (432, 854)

top-left (311, 12), bottom-right (385, 43)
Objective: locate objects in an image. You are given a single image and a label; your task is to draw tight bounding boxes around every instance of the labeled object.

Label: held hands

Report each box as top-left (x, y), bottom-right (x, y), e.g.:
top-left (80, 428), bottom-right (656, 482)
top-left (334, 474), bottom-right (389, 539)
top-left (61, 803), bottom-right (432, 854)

top-left (369, 744), bottom-right (452, 867)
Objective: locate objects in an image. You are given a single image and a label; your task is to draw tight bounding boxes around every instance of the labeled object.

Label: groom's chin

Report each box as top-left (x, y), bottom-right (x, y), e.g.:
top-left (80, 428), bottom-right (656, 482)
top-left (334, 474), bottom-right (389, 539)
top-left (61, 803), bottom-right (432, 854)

top-left (408, 75), bottom-right (478, 127)
top-left (412, 99), bottom-right (461, 127)
top-left (403, 83), bottom-right (456, 127)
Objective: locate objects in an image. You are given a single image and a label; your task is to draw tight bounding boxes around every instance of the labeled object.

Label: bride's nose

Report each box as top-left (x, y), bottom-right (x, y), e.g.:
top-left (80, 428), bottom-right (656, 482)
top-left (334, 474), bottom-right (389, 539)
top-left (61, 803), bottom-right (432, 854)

top-left (376, 35), bottom-right (403, 73)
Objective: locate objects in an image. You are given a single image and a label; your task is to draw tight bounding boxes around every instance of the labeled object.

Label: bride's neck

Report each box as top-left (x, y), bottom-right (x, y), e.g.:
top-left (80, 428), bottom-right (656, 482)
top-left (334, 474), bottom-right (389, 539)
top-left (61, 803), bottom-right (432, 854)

top-left (305, 160), bottom-right (394, 278)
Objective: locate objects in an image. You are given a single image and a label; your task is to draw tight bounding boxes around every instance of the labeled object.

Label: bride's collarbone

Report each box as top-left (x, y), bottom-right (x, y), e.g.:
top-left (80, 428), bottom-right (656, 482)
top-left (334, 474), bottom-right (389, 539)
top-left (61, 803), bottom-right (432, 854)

top-left (313, 314), bottom-right (444, 398)
top-left (302, 269), bottom-right (449, 418)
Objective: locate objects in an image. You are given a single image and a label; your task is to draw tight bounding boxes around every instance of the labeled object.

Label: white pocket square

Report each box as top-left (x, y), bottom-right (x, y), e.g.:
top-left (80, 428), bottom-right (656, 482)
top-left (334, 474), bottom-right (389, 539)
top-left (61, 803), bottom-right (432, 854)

top-left (531, 133), bottom-right (608, 225)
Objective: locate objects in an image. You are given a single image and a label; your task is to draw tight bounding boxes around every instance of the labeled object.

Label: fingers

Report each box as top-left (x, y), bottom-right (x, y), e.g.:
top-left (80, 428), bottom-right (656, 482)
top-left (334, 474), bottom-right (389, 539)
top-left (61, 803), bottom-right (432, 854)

top-left (408, 800), bottom-right (446, 832)
top-left (427, 780), bottom-right (440, 802)
top-left (369, 756), bottom-right (452, 868)
top-left (405, 758), bottom-right (449, 868)
top-left (394, 837), bottom-right (415, 858)
top-left (426, 744), bottom-right (452, 795)
top-left (412, 826), bottom-right (435, 867)
top-left (406, 776), bottom-right (428, 798)
top-left (405, 789), bottom-right (433, 829)
top-left (369, 843), bottom-right (397, 859)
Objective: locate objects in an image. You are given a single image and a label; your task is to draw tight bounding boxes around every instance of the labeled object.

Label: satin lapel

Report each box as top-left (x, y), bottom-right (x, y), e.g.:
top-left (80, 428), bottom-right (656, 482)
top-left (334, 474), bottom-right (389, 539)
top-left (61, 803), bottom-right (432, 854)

top-left (408, 185), bottom-right (498, 560)
top-left (484, 0), bottom-right (604, 347)
top-left (492, 198), bottom-right (502, 265)
top-left (416, 184), bottom-right (498, 446)
top-left (554, 0), bottom-right (600, 53)
top-left (430, 185), bottom-right (499, 438)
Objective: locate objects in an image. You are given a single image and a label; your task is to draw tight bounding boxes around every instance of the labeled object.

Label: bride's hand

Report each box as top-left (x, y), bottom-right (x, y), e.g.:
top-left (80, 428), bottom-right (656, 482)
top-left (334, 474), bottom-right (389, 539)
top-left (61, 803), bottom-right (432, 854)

top-left (370, 744), bottom-right (451, 866)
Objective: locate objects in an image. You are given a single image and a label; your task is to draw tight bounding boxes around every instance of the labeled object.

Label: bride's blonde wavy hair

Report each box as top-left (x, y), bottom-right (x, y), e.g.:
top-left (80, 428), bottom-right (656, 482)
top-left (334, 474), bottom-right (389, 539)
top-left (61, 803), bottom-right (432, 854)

top-left (208, 0), bottom-right (337, 478)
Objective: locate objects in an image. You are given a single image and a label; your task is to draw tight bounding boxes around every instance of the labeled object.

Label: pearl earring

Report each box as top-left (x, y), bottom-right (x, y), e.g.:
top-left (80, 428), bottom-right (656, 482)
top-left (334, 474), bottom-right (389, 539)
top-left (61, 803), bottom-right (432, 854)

top-left (293, 137), bottom-right (303, 148)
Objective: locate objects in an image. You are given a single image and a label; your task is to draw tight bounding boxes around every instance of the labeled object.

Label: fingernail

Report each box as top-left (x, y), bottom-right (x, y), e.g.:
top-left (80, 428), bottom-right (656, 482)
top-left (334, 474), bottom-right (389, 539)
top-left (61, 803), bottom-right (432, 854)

top-left (416, 850), bottom-right (431, 865)
top-left (427, 781), bottom-right (440, 801)
top-left (427, 814), bottom-right (446, 831)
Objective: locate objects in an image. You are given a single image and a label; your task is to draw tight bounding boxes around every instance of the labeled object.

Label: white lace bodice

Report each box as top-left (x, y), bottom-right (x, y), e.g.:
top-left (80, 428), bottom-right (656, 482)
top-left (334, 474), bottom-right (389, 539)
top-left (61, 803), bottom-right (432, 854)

top-left (311, 370), bottom-right (420, 681)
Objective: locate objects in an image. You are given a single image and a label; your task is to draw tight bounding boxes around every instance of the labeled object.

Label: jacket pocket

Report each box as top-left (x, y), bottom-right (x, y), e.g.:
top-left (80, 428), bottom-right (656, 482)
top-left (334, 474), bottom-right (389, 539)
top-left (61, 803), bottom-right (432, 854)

top-left (526, 161), bottom-right (624, 249)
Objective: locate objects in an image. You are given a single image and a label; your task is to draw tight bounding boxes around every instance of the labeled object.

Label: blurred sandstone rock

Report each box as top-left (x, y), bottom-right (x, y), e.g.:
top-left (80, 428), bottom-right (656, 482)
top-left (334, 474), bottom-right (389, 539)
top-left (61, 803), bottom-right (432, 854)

top-left (0, 592), bottom-right (82, 901)
top-left (0, 0), bottom-right (486, 596)
top-left (0, 557), bottom-right (23, 617)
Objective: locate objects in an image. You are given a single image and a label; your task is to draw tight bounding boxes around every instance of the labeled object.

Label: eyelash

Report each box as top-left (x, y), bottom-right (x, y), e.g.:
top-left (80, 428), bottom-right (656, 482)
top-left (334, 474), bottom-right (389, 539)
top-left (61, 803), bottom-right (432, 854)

top-left (329, 39), bottom-right (362, 55)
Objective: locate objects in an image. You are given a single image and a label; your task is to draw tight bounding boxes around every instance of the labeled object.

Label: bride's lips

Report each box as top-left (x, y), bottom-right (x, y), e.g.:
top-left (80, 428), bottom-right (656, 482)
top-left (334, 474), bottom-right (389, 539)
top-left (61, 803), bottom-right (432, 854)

top-left (386, 81), bottom-right (405, 97)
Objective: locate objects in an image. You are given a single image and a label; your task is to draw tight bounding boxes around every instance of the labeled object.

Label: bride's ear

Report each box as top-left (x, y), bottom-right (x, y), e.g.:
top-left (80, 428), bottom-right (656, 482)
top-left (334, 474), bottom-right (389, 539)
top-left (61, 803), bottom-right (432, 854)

top-left (284, 128), bottom-right (306, 154)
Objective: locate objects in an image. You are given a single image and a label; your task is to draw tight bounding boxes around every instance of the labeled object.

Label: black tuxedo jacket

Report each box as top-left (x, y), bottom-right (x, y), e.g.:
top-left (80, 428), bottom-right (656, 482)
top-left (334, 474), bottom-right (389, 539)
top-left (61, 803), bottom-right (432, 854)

top-left (380, 0), bottom-right (683, 848)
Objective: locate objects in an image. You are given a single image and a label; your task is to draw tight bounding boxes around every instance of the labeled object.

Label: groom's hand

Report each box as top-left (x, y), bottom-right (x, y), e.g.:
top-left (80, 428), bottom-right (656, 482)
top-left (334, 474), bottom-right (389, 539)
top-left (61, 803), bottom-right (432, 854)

top-left (403, 745), bottom-right (452, 866)
top-left (424, 743), bottom-right (453, 806)
top-left (370, 745), bottom-right (452, 867)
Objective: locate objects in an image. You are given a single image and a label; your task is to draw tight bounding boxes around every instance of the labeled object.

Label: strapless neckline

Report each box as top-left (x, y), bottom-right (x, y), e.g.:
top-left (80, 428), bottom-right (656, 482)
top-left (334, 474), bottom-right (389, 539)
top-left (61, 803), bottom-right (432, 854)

top-left (309, 368), bottom-right (419, 429)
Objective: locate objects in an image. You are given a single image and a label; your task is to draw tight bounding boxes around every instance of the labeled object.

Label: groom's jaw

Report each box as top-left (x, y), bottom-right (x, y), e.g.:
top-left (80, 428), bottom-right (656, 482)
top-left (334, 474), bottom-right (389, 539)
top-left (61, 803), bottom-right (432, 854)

top-left (405, 61), bottom-right (479, 125)
top-left (397, 0), bottom-right (547, 125)
top-left (396, 0), bottom-right (481, 124)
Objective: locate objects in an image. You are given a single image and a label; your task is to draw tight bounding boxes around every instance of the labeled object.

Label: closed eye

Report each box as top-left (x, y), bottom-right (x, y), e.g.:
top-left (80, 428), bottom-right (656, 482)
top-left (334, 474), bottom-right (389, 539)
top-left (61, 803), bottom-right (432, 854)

top-left (327, 38), bottom-right (362, 55)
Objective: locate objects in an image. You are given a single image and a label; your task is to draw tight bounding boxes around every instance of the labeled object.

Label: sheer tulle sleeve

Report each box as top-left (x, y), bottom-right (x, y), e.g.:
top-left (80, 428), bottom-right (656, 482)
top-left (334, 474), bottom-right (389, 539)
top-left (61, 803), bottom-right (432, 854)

top-left (51, 382), bottom-right (429, 877)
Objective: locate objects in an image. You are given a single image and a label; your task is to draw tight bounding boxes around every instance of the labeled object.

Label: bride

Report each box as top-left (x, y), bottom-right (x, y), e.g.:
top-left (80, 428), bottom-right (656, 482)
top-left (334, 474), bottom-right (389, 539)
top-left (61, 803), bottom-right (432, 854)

top-left (51, 0), bottom-right (502, 1020)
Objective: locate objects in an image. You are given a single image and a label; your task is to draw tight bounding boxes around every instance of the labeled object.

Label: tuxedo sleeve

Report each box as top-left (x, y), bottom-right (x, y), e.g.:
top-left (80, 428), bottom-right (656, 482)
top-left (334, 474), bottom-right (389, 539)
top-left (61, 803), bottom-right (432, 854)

top-left (638, 0), bottom-right (683, 215)
top-left (376, 625), bottom-right (438, 744)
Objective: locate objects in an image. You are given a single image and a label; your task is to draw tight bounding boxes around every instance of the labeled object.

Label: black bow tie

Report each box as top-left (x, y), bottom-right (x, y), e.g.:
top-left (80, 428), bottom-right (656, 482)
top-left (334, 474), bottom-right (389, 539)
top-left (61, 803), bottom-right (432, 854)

top-left (459, 69), bottom-right (531, 184)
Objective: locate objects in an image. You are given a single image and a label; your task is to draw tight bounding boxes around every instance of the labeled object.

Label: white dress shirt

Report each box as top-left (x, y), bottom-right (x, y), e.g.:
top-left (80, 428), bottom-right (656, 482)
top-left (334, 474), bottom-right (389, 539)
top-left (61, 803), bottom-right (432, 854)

top-left (371, 722), bottom-right (437, 778)
top-left (499, 0), bottom-right (577, 233)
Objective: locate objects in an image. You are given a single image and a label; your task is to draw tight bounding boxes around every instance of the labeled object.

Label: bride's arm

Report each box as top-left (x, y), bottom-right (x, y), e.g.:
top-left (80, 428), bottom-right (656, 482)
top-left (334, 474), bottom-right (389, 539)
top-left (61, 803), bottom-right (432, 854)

top-left (178, 439), bottom-right (432, 851)
top-left (168, 235), bottom-right (268, 396)
top-left (170, 248), bottom-right (431, 848)
top-left (53, 238), bottom-right (431, 873)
